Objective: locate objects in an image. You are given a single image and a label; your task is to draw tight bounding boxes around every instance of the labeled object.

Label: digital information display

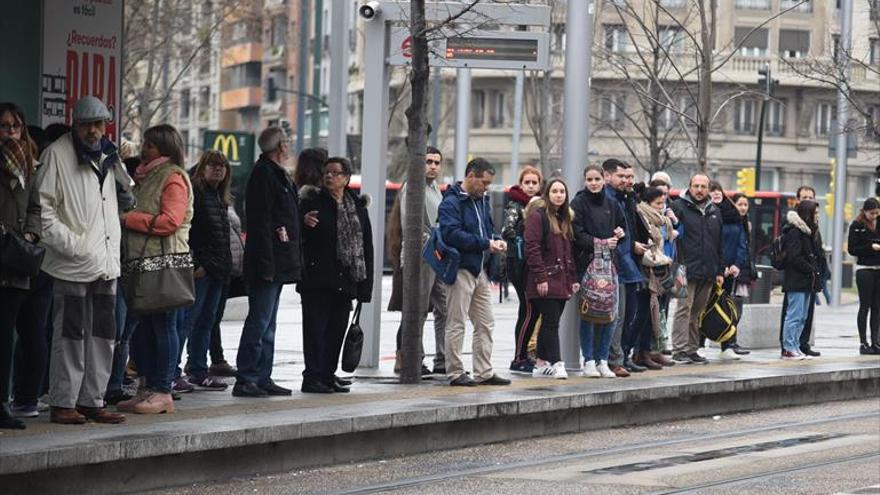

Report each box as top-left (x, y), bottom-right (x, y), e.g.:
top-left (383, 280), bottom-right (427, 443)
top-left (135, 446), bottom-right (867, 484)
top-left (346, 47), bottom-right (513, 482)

top-left (445, 37), bottom-right (539, 63)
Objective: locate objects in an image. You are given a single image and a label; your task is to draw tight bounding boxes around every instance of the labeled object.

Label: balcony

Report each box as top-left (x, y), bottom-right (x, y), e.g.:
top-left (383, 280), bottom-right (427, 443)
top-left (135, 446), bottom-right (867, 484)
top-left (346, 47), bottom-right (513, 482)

top-left (220, 87), bottom-right (262, 110)
top-left (735, 0), bottom-right (771, 10)
top-left (221, 43), bottom-right (263, 68)
top-left (264, 45), bottom-right (286, 63)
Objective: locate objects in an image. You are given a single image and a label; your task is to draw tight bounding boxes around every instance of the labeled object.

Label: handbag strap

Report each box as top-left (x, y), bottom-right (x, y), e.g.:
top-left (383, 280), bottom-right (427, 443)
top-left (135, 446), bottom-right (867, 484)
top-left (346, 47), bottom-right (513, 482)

top-left (351, 302), bottom-right (362, 326)
top-left (137, 215), bottom-right (163, 259)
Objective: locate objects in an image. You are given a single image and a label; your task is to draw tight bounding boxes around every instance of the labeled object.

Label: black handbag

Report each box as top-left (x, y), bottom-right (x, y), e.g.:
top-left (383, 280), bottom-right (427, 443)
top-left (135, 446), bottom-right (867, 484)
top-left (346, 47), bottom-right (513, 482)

top-left (341, 302), bottom-right (364, 373)
top-left (122, 218), bottom-right (195, 315)
top-left (0, 224), bottom-right (45, 278)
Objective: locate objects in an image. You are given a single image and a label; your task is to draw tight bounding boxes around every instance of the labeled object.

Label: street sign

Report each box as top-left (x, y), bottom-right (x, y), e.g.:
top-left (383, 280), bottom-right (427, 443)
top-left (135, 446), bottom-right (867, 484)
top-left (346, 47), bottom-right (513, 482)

top-left (389, 28), bottom-right (550, 70)
top-left (203, 130), bottom-right (255, 169)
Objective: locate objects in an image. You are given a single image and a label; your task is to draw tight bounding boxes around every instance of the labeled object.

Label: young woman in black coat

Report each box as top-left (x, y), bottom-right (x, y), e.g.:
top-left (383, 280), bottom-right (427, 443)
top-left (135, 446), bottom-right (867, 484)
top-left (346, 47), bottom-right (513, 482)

top-left (848, 197), bottom-right (880, 354)
top-left (780, 201), bottom-right (822, 360)
top-left (298, 157), bottom-right (374, 393)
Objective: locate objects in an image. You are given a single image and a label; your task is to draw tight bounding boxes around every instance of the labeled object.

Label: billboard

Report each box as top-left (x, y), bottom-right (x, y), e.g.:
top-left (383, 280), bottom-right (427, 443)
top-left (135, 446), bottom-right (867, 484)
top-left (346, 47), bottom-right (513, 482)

top-left (41, 0), bottom-right (124, 142)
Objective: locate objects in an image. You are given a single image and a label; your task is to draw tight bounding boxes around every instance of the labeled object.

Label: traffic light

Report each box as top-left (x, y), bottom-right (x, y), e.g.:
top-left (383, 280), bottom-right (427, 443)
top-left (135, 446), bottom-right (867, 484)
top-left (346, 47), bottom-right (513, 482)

top-left (827, 158), bottom-right (835, 217)
top-left (736, 167), bottom-right (756, 196)
top-left (757, 63), bottom-right (778, 96)
top-left (845, 202), bottom-right (854, 222)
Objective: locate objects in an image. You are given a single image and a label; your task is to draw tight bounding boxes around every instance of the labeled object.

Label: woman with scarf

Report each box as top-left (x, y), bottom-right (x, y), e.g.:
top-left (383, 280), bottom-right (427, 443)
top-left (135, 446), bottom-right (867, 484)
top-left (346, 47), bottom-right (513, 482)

top-left (633, 185), bottom-right (677, 370)
top-left (298, 157), bottom-right (374, 393)
top-left (116, 125), bottom-right (193, 414)
top-left (709, 182), bottom-right (748, 360)
top-left (501, 166), bottom-right (543, 374)
top-left (0, 103), bottom-right (42, 429)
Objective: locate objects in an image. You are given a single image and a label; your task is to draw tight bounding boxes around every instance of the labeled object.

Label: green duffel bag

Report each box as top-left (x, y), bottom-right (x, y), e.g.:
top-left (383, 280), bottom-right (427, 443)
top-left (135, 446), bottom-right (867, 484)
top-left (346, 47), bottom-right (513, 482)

top-left (698, 282), bottom-right (740, 344)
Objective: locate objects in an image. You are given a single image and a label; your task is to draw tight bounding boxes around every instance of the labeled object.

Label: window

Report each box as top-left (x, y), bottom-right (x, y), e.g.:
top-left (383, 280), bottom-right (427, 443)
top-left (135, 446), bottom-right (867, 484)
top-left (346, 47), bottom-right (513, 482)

top-left (779, 29), bottom-right (810, 59)
top-left (659, 26), bottom-right (685, 53)
top-left (734, 99), bottom-right (757, 134)
top-left (224, 62), bottom-right (262, 89)
top-left (661, 96), bottom-right (693, 130)
top-left (229, 20), bottom-right (260, 44)
top-left (735, 27), bottom-right (768, 57)
top-left (179, 89), bottom-right (190, 120)
top-left (199, 48), bottom-right (211, 75)
top-left (832, 34), bottom-right (840, 63)
top-left (871, 38), bottom-right (880, 65)
top-left (266, 69), bottom-right (286, 102)
top-left (735, 0), bottom-right (771, 10)
top-left (765, 99), bottom-right (786, 136)
top-left (867, 105), bottom-right (879, 141)
top-left (599, 93), bottom-right (626, 129)
top-left (815, 103), bottom-right (836, 136)
top-left (471, 90), bottom-right (485, 128)
top-left (489, 91), bottom-right (506, 128)
top-left (270, 15), bottom-right (288, 47)
top-left (780, 0), bottom-right (812, 12)
top-left (201, 1), bottom-right (213, 28)
top-left (552, 24), bottom-right (566, 53)
top-left (604, 25), bottom-right (633, 53)
top-left (198, 87), bottom-right (210, 121)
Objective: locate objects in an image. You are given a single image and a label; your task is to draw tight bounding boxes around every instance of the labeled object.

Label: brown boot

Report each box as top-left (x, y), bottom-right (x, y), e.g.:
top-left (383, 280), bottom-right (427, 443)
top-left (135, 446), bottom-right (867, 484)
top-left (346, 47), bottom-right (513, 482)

top-left (611, 365), bottom-right (630, 377)
top-left (117, 388), bottom-right (150, 413)
top-left (132, 392), bottom-right (175, 414)
top-left (635, 351), bottom-right (663, 370)
top-left (76, 406), bottom-right (126, 424)
top-left (650, 352), bottom-right (675, 366)
top-left (50, 407), bottom-right (86, 425)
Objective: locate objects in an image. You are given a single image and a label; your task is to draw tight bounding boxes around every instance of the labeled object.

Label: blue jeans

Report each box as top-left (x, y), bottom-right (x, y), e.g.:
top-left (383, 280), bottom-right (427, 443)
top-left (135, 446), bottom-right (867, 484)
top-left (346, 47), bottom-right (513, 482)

top-left (236, 281), bottom-right (283, 386)
top-left (132, 310), bottom-right (180, 393)
top-left (179, 275), bottom-right (226, 378)
top-left (619, 283), bottom-right (641, 357)
top-left (107, 288), bottom-right (139, 392)
top-left (782, 292), bottom-right (809, 352)
top-left (580, 320), bottom-right (615, 362)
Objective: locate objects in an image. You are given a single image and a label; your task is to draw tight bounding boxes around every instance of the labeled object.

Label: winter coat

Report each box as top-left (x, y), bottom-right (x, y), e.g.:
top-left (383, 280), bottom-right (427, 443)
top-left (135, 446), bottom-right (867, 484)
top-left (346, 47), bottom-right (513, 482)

top-left (189, 183), bottom-right (232, 280)
top-left (242, 154), bottom-right (303, 285)
top-left (848, 219), bottom-right (880, 267)
top-left (670, 192), bottom-right (724, 282)
top-left (38, 133), bottom-right (133, 283)
top-left (438, 182), bottom-right (496, 278)
top-left (523, 202), bottom-right (577, 300)
top-left (718, 200), bottom-right (748, 271)
top-left (782, 211), bottom-right (822, 293)
top-left (605, 185), bottom-right (645, 284)
top-left (228, 206), bottom-right (245, 278)
top-left (297, 186), bottom-right (374, 302)
top-left (0, 150), bottom-right (41, 290)
top-left (501, 185), bottom-right (533, 281)
top-left (570, 188), bottom-right (624, 273)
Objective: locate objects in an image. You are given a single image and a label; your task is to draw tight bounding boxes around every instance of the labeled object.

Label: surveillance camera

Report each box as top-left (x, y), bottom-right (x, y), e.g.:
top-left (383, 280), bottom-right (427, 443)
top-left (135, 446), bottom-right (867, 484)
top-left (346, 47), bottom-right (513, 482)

top-left (359, 1), bottom-right (382, 21)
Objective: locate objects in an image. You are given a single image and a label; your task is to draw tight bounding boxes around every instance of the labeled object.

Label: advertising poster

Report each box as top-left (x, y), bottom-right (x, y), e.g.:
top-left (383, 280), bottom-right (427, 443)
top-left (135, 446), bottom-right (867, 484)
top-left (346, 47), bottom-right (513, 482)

top-left (41, 0), bottom-right (123, 142)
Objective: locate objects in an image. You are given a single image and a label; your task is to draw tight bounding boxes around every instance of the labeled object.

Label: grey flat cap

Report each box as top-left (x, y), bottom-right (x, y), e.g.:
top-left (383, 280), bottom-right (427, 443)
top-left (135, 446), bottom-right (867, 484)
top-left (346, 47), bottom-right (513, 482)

top-left (72, 96), bottom-right (111, 123)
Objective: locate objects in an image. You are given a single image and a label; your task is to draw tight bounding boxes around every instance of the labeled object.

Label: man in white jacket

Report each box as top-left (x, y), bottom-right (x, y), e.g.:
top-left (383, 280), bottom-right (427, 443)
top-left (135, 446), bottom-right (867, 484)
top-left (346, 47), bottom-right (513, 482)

top-left (39, 96), bottom-right (131, 425)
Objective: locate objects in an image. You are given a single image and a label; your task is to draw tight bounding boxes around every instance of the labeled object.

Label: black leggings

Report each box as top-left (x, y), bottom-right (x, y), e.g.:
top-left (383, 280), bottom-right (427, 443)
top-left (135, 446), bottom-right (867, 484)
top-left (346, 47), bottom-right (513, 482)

top-left (532, 298), bottom-right (566, 363)
top-left (510, 263), bottom-right (538, 362)
top-left (856, 269), bottom-right (880, 346)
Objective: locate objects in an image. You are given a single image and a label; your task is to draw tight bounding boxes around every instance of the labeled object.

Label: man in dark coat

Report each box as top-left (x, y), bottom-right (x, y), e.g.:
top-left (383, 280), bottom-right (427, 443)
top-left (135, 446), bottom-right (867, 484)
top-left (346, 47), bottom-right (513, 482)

top-left (234, 127), bottom-right (308, 398)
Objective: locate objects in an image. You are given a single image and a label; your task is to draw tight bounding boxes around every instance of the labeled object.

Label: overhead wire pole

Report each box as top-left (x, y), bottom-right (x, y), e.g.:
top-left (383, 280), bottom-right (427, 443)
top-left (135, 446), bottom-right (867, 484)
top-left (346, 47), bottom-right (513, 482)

top-left (296, 0), bottom-right (311, 153)
top-left (328, 0), bottom-right (351, 156)
top-left (510, 71), bottom-right (524, 179)
top-left (454, 68), bottom-right (472, 179)
top-left (559, 0), bottom-right (594, 369)
top-left (830, 0), bottom-right (852, 307)
top-left (310, 0), bottom-right (325, 147)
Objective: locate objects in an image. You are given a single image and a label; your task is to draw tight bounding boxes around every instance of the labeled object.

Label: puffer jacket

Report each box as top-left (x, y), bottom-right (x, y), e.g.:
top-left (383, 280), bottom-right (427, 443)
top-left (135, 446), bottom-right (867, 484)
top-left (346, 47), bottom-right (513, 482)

top-left (438, 182), bottom-right (496, 278)
top-left (782, 210), bottom-right (822, 293)
top-left (501, 184), bottom-right (533, 280)
top-left (571, 187), bottom-right (624, 273)
top-left (848, 219), bottom-right (880, 267)
top-left (189, 183), bottom-right (231, 280)
top-left (670, 192), bottom-right (724, 282)
top-left (523, 201), bottom-right (577, 300)
top-left (0, 143), bottom-right (41, 290)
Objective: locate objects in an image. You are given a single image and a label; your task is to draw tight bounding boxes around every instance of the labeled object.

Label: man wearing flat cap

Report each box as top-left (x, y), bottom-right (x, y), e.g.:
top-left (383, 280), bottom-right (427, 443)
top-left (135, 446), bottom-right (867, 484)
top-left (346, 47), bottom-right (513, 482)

top-left (38, 96), bottom-right (132, 425)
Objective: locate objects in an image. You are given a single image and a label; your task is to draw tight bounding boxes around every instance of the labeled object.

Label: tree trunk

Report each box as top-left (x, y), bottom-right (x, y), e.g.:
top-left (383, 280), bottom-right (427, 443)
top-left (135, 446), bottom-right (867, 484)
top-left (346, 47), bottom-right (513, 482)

top-left (400, 0), bottom-right (429, 384)
top-left (696, 0), bottom-right (716, 171)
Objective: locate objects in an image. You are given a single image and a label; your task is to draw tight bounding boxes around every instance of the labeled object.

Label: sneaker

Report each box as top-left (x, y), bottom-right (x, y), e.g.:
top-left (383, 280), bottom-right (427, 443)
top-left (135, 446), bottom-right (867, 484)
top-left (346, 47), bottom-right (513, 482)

top-left (719, 348), bottom-right (741, 361)
top-left (672, 352), bottom-right (693, 364)
top-left (532, 362), bottom-right (556, 378)
top-left (798, 351), bottom-right (813, 360)
top-left (596, 360), bottom-right (617, 378)
top-left (730, 343), bottom-right (751, 355)
top-left (582, 360), bottom-right (601, 378)
top-left (781, 350), bottom-right (805, 360)
top-left (552, 361), bottom-right (568, 380)
top-left (188, 375), bottom-right (229, 391)
top-left (860, 343), bottom-right (875, 355)
top-left (688, 353), bottom-right (708, 364)
top-left (10, 403), bottom-right (39, 418)
top-left (172, 377), bottom-right (194, 393)
top-left (509, 359), bottom-right (535, 375)
top-left (800, 346), bottom-right (821, 357)
top-left (37, 395), bottom-right (50, 413)
top-left (233, 381), bottom-right (270, 397)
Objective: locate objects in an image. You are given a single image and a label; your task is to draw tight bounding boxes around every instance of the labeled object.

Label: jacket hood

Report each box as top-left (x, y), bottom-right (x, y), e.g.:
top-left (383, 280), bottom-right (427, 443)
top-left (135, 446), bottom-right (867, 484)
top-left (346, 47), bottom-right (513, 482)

top-left (507, 184), bottom-right (532, 206)
top-left (786, 210), bottom-right (812, 235)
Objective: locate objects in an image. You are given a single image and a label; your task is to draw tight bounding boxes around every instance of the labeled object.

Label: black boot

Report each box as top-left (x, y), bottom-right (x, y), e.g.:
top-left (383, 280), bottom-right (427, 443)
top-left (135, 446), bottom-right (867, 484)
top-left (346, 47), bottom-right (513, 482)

top-left (0, 403), bottom-right (26, 430)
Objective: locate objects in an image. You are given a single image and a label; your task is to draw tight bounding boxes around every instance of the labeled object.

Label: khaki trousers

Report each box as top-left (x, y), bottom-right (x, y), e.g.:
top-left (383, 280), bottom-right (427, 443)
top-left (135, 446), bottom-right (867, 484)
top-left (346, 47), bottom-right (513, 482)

top-left (444, 270), bottom-right (494, 381)
top-left (671, 279), bottom-right (714, 355)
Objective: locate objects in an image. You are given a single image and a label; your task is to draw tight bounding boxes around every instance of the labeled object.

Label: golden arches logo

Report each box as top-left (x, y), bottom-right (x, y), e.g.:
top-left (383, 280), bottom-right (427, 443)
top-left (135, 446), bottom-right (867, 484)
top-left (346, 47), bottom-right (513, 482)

top-left (212, 134), bottom-right (239, 162)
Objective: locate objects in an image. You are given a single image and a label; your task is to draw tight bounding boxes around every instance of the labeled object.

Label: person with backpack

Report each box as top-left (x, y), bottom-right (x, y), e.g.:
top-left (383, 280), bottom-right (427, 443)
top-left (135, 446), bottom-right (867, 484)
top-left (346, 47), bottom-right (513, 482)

top-left (501, 166), bottom-right (543, 374)
top-left (571, 165), bottom-right (625, 378)
top-left (847, 197), bottom-right (880, 355)
top-left (709, 182), bottom-right (748, 360)
top-left (780, 200), bottom-right (823, 360)
top-left (524, 178), bottom-right (579, 379)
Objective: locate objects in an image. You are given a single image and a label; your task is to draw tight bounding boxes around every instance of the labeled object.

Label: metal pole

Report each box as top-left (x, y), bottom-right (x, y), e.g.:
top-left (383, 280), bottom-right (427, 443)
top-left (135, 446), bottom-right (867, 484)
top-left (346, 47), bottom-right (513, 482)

top-left (559, 0), bottom-right (593, 369)
top-left (296, 0), bottom-right (310, 154)
top-left (310, 0), bottom-right (325, 147)
top-left (510, 71), bottom-right (524, 181)
top-left (328, 0), bottom-right (350, 155)
top-left (454, 68), bottom-right (471, 179)
top-left (755, 98), bottom-right (767, 192)
top-left (831, 0), bottom-right (852, 307)
top-left (430, 69), bottom-right (441, 148)
top-left (358, 13), bottom-right (390, 368)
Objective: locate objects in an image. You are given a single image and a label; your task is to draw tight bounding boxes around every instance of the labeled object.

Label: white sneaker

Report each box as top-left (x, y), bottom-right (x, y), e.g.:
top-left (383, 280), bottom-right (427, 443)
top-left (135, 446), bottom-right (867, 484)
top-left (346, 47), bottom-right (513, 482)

top-left (582, 360), bottom-right (601, 378)
top-left (533, 363), bottom-right (555, 378)
top-left (552, 361), bottom-right (568, 379)
top-left (719, 348), bottom-right (741, 361)
top-left (596, 360), bottom-right (616, 378)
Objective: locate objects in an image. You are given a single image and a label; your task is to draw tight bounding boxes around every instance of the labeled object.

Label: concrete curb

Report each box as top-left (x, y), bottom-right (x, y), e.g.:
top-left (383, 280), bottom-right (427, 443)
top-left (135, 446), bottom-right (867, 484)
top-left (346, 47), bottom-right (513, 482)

top-left (2, 363), bottom-right (878, 494)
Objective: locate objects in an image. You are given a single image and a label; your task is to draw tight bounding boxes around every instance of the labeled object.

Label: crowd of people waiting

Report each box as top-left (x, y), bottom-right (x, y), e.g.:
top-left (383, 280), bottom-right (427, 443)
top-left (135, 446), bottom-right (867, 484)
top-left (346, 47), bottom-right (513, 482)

top-left (0, 94), bottom-right (877, 429)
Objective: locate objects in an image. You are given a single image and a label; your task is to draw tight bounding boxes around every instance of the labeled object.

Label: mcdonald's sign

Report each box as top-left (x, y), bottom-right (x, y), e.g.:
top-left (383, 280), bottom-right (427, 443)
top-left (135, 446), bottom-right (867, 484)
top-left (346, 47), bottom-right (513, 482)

top-left (202, 130), bottom-right (255, 170)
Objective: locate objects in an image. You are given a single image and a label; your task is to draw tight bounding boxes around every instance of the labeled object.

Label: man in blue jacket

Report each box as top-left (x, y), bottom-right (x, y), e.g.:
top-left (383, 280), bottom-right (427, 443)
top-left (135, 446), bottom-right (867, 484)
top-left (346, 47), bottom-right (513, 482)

top-left (438, 158), bottom-right (511, 387)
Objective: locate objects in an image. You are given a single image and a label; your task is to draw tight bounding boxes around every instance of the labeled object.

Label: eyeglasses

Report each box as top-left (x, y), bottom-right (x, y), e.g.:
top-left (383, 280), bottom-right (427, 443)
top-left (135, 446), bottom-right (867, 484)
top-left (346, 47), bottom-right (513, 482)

top-left (325, 170), bottom-right (347, 178)
top-left (425, 159), bottom-right (441, 165)
top-left (0, 123), bottom-right (22, 132)
top-left (205, 163), bottom-right (226, 169)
